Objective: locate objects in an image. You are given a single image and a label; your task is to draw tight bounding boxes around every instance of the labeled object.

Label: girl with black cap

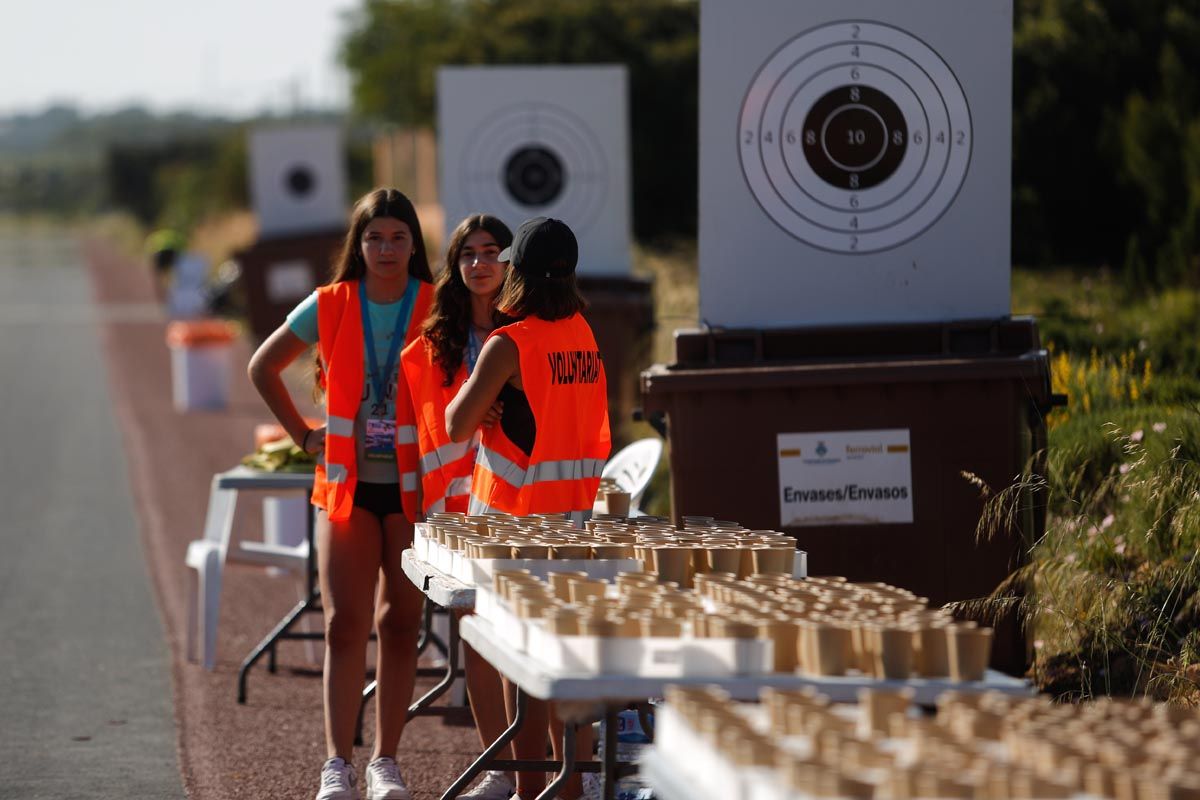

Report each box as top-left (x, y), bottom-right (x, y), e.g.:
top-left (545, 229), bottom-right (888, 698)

top-left (447, 216), bottom-right (610, 800)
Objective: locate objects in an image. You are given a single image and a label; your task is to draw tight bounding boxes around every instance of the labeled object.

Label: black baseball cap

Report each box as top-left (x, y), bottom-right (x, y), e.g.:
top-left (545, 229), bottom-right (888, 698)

top-left (498, 217), bottom-right (578, 279)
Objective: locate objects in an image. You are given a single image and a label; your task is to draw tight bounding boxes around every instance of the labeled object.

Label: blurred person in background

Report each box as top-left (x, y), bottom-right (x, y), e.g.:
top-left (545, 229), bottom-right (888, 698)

top-left (144, 227), bottom-right (184, 302)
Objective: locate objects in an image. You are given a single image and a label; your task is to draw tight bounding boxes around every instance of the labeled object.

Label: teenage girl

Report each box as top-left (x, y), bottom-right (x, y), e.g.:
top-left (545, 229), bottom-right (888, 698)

top-left (248, 188), bottom-right (433, 800)
top-left (447, 217), bottom-right (611, 800)
top-left (398, 214), bottom-right (515, 799)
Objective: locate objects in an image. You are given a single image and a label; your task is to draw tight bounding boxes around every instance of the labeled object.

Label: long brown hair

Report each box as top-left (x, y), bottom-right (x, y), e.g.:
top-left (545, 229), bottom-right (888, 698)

top-left (314, 188), bottom-right (434, 394)
top-left (424, 214), bottom-right (513, 386)
top-left (494, 269), bottom-right (587, 322)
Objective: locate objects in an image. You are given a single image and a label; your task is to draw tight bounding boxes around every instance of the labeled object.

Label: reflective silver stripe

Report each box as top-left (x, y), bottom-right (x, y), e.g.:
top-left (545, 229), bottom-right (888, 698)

top-left (396, 425), bottom-right (418, 445)
top-left (468, 495), bottom-right (506, 516)
top-left (476, 448), bottom-right (605, 490)
top-left (446, 476), bottom-right (472, 498)
top-left (420, 441), bottom-right (472, 474)
top-left (325, 463), bottom-right (349, 484)
top-left (522, 458), bottom-right (606, 487)
top-left (476, 445), bottom-right (528, 488)
top-left (427, 498), bottom-right (446, 514)
top-left (327, 415), bottom-right (354, 438)
top-left (402, 471), bottom-right (418, 492)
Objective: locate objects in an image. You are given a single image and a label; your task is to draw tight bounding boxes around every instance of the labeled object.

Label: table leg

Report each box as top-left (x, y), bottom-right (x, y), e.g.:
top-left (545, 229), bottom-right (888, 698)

top-left (440, 687), bottom-right (528, 800)
top-left (602, 705), bottom-right (618, 800)
top-left (407, 611), bottom-right (459, 718)
top-left (237, 597), bottom-right (311, 704)
top-left (234, 487), bottom-right (319, 702)
top-left (354, 680), bottom-right (377, 747)
top-left (415, 597), bottom-right (432, 653)
top-left (535, 722), bottom-right (576, 800)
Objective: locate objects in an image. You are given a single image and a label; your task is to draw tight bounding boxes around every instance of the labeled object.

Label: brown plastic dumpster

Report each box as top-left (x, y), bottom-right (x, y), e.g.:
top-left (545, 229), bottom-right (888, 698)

top-left (639, 317), bottom-right (1053, 675)
top-left (236, 230), bottom-right (345, 341)
top-left (579, 275), bottom-right (654, 443)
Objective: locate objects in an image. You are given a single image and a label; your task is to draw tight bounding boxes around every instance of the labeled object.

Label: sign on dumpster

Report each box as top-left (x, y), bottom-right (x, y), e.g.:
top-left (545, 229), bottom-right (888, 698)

top-left (777, 429), bottom-right (913, 526)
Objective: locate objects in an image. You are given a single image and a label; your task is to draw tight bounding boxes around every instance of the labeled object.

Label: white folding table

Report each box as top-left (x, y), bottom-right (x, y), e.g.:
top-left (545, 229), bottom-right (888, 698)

top-left (455, 614), bottom-right (1032, 800)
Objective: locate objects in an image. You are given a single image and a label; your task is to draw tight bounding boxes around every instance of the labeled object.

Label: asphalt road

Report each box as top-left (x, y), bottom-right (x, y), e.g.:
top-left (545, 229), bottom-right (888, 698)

top-left (0, 232), bottom-right (184, 799)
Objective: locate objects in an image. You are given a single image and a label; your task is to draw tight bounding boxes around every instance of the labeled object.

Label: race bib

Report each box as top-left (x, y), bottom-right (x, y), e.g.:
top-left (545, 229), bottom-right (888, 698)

top-left (364, 417), bottom-right (396, 462)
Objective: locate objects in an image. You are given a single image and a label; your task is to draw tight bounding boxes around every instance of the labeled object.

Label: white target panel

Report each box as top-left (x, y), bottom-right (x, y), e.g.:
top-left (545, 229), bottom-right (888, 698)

top-left (438, 66), bottom-right (632, 276)
top-left (701, 0), bottom-right (1012, 328)
top-left (248, 124), bottom-right (348, 240)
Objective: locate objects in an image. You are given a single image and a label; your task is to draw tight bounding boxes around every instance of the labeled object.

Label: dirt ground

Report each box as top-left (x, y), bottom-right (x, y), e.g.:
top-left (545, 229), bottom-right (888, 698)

top-left (85, 239), bottom-right (483, 799)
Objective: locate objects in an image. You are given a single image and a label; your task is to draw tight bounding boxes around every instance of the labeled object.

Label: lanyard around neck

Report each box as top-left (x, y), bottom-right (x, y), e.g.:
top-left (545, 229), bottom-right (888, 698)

top-left (359, 279), bottom-right (417, 411)
top-left (466, 327), bottom-right (481, 375)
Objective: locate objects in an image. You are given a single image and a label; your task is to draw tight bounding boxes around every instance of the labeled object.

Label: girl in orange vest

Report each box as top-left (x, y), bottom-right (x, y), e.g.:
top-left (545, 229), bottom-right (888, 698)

top-left (398, 214), bottom-right (515, 799)
top-left (401, 214), bottom-right (511, 517)
top-left (248, 188), bottom-right (434, 800)
top-left (447, 217), bottom-right (610, 800)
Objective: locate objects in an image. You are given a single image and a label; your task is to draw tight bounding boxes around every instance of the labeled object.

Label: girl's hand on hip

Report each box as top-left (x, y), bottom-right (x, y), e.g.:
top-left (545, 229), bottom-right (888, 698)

top-left (302, 426), bottom-right (327, 455)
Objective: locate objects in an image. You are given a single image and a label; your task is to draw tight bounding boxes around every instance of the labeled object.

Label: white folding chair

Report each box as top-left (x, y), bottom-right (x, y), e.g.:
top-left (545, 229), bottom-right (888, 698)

top-left (185, 472), bottom-right (313, 670)
top-left (185, 475), bottom-right (236, 669)
top-left (601, 437), bottom-right (664, 513)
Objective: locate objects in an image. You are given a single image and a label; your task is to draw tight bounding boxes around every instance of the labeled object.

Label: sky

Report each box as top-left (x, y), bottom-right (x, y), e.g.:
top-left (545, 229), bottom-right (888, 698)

top-left (1, 0), bottom-right (357, 116)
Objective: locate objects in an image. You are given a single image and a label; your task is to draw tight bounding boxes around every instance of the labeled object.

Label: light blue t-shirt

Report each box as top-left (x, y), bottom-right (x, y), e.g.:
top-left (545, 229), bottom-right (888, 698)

top-left (287, 283), bottom-right (418, 484)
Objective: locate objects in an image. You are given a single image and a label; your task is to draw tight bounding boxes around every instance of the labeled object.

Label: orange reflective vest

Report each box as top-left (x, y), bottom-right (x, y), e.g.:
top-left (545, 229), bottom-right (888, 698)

top-left (311, 278), bottom-right (434, 522)
top-left (400, 337), bottom-right (477, 515)
top-left (468, 313), bottom-right (611, 518)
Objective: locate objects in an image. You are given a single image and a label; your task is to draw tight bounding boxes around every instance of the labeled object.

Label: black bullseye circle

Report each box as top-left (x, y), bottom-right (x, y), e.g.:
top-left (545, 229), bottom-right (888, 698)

top-left (823, 106), bottom-right (887, 170)
top-left (503, 146), bottom-right (565, 207)
top-left (802, 85), bottom-right (906, 191)
top-left (285, 165), bottom-right (316, 197)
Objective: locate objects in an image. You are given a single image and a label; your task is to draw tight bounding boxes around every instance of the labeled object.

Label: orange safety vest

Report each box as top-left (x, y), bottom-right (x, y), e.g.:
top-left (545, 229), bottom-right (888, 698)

top-left (468, 313), bottom-right (611, 518)
top-left (399, 336), bottom-right (477, 515)
top-left (311, 278), bottom-right (433, 522)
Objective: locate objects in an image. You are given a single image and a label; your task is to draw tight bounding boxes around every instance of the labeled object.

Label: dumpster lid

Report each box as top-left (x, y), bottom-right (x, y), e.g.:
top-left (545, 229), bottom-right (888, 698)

top-left (671, 316), bottom-right (1042, 368)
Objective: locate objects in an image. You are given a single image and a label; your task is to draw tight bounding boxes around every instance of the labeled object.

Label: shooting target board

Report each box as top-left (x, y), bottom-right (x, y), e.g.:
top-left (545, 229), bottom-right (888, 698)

top-left (248, 125), bottom-right (348, 240)
top-left (437, 66), bottom-right (632, 276)
top-left (700, 0), bottom-right (1012, 328)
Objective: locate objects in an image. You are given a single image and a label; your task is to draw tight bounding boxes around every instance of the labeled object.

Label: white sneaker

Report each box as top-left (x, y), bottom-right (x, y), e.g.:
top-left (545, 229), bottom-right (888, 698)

top-left (364, 757), bottom-right (413, 800)
top-left (315, 757), bottom-right (359, 800)
top-left (458, 770), bottom-right (515, 799)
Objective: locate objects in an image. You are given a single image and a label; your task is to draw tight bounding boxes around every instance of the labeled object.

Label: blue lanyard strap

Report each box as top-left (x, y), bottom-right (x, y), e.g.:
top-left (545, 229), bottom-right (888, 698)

top-left (466, 328), bottom-right (481, 375)
top-left (359, 279), bottom-right (417, 413)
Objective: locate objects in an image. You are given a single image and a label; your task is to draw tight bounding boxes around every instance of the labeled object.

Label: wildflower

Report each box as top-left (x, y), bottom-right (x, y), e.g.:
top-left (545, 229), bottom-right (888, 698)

top-left (1115, 542), bottom-right (1126, 555)
top-left (1131, 429), bottom-right (1144, 443)
top-left (1101, 514), bottom-right (1115, 530)
top-left (1153, 422), bottom-right (1167, 433)
top-left (1034, 639), bottom-right (1045, 650)
top-left (1120, 463), bottom-right (1132, 474)
top-left (1064, 553), bottom-right (1077, 564)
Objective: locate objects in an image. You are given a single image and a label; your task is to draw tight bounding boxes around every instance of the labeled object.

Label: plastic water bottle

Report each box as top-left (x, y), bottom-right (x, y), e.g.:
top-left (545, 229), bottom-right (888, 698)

top-left (598, 708), bottom-right (656, 800)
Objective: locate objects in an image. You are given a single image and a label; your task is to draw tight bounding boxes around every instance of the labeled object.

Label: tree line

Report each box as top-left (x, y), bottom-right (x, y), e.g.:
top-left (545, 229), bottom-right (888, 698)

top-left (341, 0), bottom-right (1200, 282)
top-left (4, 0), bottom-right (1198, 286)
